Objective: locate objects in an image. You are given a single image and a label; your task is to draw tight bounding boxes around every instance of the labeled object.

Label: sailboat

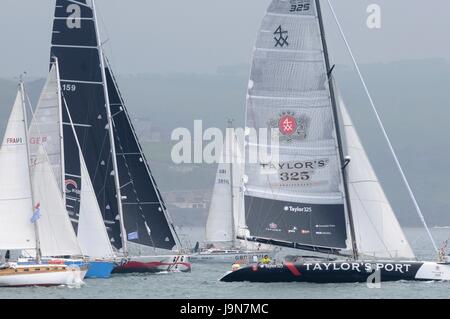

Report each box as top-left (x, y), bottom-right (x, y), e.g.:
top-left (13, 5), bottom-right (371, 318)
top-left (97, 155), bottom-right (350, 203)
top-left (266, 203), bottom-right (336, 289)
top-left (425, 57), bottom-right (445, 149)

top-left (0, 81), bottom-right (87, 287)
top-left (220, 0), bottom-right (450, 283)
top-left (51, 0), bottom-right (190, 273)
top-left (191, 121), bottom-right (275, 263)
top-left (28, 59), bottom-right (116, 278)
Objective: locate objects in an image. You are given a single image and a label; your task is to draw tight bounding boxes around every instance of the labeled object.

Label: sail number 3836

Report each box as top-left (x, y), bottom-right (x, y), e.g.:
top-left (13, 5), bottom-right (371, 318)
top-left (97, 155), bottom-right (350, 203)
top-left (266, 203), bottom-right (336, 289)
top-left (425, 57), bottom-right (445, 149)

top-left (280, 172), bottom-right (310, 181)
top-left (290, 3), bottom-right (311, 12)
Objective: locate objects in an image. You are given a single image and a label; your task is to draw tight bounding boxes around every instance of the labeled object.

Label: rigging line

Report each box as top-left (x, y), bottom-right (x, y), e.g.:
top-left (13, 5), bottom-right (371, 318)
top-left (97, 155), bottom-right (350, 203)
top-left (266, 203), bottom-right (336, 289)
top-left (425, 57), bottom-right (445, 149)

top-left (326, 0), bottom-right (438, 253)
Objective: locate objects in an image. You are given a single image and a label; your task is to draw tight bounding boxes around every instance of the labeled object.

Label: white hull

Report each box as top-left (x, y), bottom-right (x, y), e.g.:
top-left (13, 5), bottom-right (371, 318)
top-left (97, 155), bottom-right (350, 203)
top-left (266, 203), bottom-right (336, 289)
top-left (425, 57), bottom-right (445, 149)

top-left (0, 264), bottom-right (87, 287)
top-left (415, 262), bottom-right (450, 281)
top-left (190, 250), bottom-right (274, 264)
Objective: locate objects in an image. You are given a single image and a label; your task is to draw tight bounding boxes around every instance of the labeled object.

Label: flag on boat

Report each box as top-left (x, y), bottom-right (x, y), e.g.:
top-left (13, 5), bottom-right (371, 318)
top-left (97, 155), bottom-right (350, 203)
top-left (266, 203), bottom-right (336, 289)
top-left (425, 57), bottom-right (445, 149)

top-left (128, 231), bottom-right (139, 240)
top-left (30, 203), bottom-right (41, 223)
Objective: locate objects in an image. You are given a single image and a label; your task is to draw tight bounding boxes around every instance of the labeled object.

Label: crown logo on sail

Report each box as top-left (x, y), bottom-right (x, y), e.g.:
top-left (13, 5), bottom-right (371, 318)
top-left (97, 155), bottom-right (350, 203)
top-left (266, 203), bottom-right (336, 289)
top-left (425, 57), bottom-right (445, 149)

top-left (268, 111), bottom-right (309, 142)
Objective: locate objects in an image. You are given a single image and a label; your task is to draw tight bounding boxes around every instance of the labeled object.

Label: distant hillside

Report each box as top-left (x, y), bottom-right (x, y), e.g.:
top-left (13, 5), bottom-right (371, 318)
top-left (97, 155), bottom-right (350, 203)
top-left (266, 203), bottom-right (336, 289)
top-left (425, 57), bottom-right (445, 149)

top-left (1, 58), bottom-right (450, 227)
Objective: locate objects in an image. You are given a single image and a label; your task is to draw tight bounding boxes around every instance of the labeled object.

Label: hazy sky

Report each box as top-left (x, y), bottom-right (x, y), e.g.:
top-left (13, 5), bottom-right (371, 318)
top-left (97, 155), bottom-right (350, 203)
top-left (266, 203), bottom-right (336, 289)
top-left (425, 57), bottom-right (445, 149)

top-left (1, 0), bottom-right (450, 77)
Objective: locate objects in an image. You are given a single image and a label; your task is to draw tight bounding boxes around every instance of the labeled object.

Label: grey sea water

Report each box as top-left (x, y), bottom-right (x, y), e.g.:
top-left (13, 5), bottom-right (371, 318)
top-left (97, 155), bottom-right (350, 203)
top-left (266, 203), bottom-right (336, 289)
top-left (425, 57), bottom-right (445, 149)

top-left (0, 227), bottom-right (449, 299)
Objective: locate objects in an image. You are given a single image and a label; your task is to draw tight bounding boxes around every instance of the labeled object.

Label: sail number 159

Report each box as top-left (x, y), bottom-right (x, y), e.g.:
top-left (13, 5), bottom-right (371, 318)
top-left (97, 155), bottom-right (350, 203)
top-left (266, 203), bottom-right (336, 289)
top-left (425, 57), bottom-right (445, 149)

top-left (62, 84), bottom-right (77, 92)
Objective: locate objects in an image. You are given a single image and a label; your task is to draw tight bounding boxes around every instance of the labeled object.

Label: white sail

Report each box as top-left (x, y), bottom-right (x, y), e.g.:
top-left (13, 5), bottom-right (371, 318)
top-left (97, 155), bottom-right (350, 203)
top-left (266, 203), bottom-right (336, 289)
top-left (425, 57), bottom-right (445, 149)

top-left (31, 145), bottom-right (82, 257)
top-left (78, 150), bottom-right (115, 258)
top-left (29, 64), bottom-right (63, 194)
top-left (206, 132), bottom-right (255, 248)
top-left (205, 147), bottom-right (234, 245)
top-left (0, 91), bottom-right (36, 250)
top-left (338, 94), bottom-right (415, 259)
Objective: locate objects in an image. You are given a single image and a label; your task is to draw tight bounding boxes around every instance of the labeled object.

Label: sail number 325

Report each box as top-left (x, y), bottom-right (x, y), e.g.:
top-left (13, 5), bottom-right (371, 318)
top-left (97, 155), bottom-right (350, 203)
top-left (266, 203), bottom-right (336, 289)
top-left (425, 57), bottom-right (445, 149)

top-left (280, 172), bottom-right (310, 181)
top-left (290, 3), bottom-right (311, 12)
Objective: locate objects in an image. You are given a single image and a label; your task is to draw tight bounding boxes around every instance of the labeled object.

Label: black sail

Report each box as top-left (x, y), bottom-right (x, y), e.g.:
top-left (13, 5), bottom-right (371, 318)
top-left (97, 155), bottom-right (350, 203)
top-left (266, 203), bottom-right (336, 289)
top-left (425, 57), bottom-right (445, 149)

top-left (51, 0), bottom-right (121, 248)
top-left (243, 0), bottom-right (349, 252)
top-left (50, 0), bottom-right (177, 251)
top-left (105, 65), bottom-right (177, 250)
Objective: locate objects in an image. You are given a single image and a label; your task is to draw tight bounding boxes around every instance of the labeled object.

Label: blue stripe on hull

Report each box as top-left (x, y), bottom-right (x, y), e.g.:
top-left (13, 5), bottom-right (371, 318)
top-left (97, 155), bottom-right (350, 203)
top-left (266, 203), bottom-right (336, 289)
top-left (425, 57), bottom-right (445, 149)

top-left (85, 261), bottom-right (114, 278)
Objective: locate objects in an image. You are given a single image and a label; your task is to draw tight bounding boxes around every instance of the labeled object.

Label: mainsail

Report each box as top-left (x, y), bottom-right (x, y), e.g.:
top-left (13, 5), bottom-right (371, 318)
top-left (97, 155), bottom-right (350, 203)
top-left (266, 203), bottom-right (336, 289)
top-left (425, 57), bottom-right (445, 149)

top-left (51, 0), bottom-right (178, 251)
top-left (243, 0), bottom-right (415, 259)
top-left (0, 91), bottom-right (36, 250)
top-left (51, 0), bottom-right (123, 247)
top-left (244, 0), bottom-right (349, 252)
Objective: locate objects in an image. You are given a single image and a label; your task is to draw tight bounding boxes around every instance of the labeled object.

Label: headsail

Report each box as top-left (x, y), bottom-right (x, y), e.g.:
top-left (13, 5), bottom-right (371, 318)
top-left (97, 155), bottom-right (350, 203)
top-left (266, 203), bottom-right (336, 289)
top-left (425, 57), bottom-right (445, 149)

top-left (244, 0), bottom-right (349, 252)
top-left (105, 64), bottom-right (177, 251)
top-left (78, 148), bottom-right (115, 258)
top-left (30, 145), bottom-right (82, 257)
top-left (51, 0), bottom-right (122, 246)
top-left (338, 92), bottom-right (415, 259)
top-left (0, 91), bottom-right (36, 250)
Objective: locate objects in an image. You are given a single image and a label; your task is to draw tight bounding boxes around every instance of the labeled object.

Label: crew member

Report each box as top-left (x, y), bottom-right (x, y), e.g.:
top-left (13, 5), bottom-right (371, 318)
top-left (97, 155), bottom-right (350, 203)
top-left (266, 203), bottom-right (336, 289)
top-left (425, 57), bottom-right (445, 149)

top-left (260, 255), bottom-right (271, 264)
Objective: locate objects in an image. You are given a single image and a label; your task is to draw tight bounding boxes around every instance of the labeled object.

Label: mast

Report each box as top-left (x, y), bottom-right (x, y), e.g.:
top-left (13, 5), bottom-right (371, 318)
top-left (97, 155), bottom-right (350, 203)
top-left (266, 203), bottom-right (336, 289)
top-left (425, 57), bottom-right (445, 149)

top-left (92, 0), bottom-right (128, 255)
top-left (228, 119), bottom-right (236, 248)
top-left (52, 57), bottom-right (66, 202)
top-left (19, 79), bottom-right (41, 263)
top-left (315, 0), bottom-right (358, 260)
